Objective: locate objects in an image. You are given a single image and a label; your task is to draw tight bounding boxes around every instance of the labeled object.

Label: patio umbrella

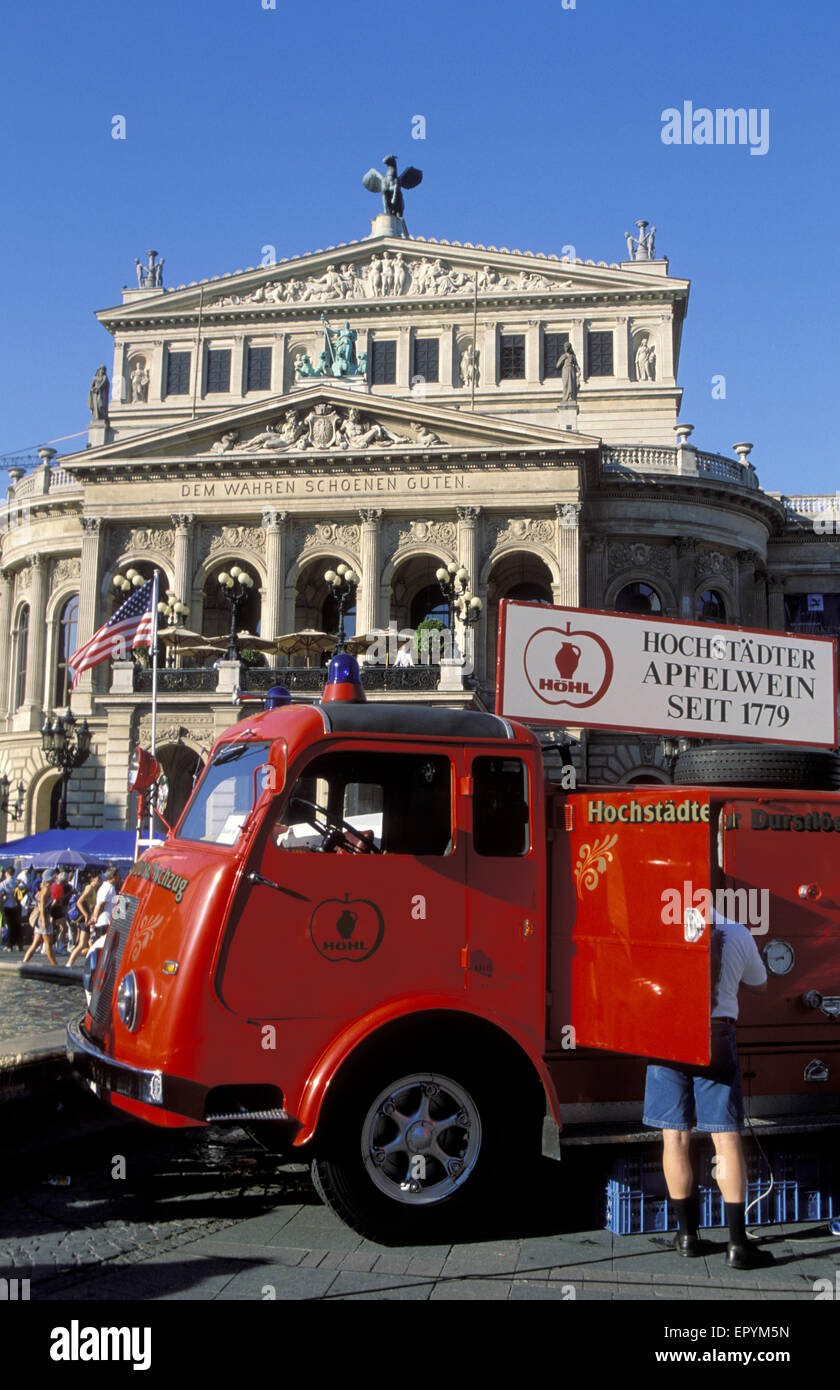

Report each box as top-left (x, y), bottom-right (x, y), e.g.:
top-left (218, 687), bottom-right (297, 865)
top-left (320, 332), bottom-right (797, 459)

top-left (30, 848), bottom-right (97, 869)
top-left (272, 630), bottom-right (335, 667)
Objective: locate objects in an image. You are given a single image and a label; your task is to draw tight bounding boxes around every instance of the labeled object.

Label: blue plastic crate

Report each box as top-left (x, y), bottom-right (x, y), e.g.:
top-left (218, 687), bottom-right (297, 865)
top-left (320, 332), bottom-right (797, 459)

top-left (604, 1157), bottom-right (675, 1234)
top-left (772, 1153), bottom-right (836, 1224)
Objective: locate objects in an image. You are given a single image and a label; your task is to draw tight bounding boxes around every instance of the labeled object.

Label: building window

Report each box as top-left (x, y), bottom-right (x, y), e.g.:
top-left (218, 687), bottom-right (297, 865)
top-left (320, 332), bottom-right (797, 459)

top-left (206, 348), bottom-right (231, 393)
top-left (543, 332), bottom-right (570, 379)
top-left (246, 345), bottom-right (272, 392)
top-left (54, 594), bottom-right (79, 706)
top-left (473, 757), bottom-right (530, 856)
top-left (410, 584), bottom-right (449, 629)
top-left (412, 338), bottom-right (439, 384)
top-left (587, 330), bottom-right (614, 376)
top-left (696, 590), bottom-right (726, 623)
top-left (614, 582), bottom-right (662, 615)
top-left (14, 606), bottom-right (29, 709)
top-left (500, 334), bottom-right (525, 380)
top-left (371, 340), bottom-right (397, 384)
top-left (785, 593), bottom-right (840, 635)
top-left (166, 351), bottom-right (191, 396)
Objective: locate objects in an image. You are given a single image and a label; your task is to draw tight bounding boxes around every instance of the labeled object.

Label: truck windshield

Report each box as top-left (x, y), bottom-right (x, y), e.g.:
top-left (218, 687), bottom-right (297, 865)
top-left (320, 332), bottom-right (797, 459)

top-left (176, 740), bottom-right (271, 844)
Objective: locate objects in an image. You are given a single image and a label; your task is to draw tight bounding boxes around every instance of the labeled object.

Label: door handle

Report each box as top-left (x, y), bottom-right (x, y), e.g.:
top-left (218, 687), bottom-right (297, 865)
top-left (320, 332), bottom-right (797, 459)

top-left (248, 872), bottom-right (311, 902)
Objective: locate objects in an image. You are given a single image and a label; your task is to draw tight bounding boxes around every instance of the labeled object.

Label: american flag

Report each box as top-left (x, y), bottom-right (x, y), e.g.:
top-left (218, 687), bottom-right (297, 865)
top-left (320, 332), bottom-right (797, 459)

top-left (69, 578), bottom-right (156, 683)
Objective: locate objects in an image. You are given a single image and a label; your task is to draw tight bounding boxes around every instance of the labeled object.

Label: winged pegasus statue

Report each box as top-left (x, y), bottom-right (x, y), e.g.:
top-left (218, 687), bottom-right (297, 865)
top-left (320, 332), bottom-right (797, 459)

top-left (362, 155), bottom-right (423, 236)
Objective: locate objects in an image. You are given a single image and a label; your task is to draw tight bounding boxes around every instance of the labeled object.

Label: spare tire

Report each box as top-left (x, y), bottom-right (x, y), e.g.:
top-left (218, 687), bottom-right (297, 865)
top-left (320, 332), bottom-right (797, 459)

top-left (673, 742), bottom-right (840, 790)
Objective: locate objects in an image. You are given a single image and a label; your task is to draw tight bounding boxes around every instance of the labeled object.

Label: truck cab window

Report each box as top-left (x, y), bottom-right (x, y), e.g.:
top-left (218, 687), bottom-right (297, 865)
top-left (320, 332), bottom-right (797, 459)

top-left (276, 752), bottom-right (452, 855)
top-left (176, 740), bottom-right (271, 844)
top-left (472, 757), bottom-right (530, 856)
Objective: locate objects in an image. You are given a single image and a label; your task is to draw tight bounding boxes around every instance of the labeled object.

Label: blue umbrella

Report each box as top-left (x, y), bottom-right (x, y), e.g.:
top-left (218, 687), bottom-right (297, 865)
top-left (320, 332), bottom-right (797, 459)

top-left (30, 848), bottom-right (96, 869)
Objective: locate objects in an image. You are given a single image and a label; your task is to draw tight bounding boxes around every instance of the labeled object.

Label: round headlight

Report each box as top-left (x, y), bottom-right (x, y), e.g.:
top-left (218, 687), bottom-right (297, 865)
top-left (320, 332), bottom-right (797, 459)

top-left (117, 971), bottom-right (140, 1031)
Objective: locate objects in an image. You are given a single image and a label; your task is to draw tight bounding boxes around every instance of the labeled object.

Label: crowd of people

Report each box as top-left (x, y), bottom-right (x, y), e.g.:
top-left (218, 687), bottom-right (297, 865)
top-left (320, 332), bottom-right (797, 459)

top-left (0, 864), bottom-right (121, 966)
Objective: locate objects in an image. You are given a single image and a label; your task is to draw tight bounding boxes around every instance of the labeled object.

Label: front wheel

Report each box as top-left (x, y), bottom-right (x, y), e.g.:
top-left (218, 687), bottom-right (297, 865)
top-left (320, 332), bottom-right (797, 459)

top-left (312, 1063), bottom-right (509, 1243)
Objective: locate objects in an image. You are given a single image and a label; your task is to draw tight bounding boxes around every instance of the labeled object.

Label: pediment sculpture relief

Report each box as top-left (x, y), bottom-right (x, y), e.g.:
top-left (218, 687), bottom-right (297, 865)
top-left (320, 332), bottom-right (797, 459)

top-left (203, 405), bottom-right (445, 455)
top-left (211, 256), bottom-right (572, 308)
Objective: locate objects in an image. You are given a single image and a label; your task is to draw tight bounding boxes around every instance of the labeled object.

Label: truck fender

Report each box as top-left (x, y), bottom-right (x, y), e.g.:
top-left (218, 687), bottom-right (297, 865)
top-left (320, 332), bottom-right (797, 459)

top-left (292, 994), bottom-right (562, 1147)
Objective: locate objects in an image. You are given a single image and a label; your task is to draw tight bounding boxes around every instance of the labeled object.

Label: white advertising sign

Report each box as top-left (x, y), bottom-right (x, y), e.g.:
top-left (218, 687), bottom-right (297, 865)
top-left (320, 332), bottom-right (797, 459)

top-left (497, 603), bottom-right (838, 747)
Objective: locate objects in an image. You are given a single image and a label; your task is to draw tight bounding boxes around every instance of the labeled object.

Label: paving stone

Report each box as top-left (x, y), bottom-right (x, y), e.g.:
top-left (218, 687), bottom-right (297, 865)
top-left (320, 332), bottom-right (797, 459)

top-left (372, 1252), bottom-right (412, 1275)
top-left (320, 1270), bottom-right (432, 1300)
top-left (510, 1277), bottom-right (578, 1301)
top-left (440, 1239), bottom-right (521, 1277)
top-left (338, 1250), bottom-right (379, 1272)
top-left (430, 1277), bottom-right (511, 1300)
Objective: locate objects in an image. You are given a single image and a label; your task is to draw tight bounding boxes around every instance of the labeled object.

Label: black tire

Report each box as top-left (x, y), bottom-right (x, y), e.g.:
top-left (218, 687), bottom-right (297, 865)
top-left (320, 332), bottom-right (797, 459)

top-left (311, 1052), bottom-right (531, 1243)
top-left (673, 742), bottom-right (840, 790)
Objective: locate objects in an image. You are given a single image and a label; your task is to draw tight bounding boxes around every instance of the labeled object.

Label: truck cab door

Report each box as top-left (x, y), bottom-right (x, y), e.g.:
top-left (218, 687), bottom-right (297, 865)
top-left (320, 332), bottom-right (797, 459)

top-left (215, 742), bottom-right (466, 1021)
top-left (461, 748), bottom-right (546, 1037)
top-left (564, 788), bottom-right (712, 1065)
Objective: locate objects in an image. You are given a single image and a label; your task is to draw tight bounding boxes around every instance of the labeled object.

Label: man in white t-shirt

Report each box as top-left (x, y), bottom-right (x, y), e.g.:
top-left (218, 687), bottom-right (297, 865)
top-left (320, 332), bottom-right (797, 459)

top-left (94, 868), bottom-right (119, 928)
top-left (643, 912), bottom-right (771, 1270)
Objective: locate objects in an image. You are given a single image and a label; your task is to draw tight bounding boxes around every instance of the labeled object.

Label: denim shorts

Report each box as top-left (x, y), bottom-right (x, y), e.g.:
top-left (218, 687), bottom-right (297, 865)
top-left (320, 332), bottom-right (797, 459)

top-left (643, 1019), bottom-right (744, 1133)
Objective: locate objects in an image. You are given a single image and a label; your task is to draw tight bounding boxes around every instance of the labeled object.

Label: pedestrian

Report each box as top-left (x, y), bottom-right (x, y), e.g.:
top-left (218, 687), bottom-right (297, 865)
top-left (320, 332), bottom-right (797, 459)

top-left (67, 870), bottom-right (102, 968)
top-left (93, 868), bottom-right (120, 934)
top-left (50, 872), bottom-right (71, 953)
top-left (0, 866), bottom-right (23, 951)
top-left (642, 912), bottom-right (773, 1270)
top-left (22, 871), bottom-right (58, 966)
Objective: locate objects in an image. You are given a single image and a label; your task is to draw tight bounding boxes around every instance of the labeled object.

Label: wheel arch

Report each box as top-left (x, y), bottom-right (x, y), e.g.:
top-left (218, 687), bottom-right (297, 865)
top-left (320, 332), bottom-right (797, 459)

top-left (293, 1000), bottom-right (559, 1149)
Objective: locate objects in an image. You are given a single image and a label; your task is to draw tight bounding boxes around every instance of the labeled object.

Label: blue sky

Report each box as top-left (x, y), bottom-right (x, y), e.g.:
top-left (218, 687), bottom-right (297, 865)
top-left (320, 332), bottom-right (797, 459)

top-left (1, 0), bottom-right (838, 496)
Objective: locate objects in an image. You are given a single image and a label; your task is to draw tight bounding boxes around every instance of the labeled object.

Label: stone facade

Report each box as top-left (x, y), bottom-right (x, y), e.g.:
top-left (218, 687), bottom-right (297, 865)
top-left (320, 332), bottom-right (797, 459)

top-left (1, 221), bottom-right (838, 838)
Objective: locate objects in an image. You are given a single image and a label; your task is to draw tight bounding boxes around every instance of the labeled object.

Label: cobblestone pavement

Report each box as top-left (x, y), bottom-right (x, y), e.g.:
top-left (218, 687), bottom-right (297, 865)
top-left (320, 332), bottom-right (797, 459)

top-left (0, 966), bottom-right (84, 1043)
top-left (1, 1092), bottom-right (838, 1303)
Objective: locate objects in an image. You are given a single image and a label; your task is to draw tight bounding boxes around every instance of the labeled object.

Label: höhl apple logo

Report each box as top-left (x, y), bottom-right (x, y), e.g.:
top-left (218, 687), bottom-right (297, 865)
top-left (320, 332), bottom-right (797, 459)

top-left (310, 892), bottom-right (385, 962)
top-left (524, 621), bottom-right (614, 708)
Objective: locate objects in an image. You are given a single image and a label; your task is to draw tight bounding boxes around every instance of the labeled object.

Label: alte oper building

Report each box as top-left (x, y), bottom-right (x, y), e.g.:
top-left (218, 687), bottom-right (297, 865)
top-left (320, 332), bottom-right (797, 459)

top-left (1, 183), bottom-right (838, 837)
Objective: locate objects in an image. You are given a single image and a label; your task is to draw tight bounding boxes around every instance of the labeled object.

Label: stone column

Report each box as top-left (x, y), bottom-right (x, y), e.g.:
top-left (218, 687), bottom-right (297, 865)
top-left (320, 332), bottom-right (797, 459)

top-left (172, 514), bottom-right (194, 608)
top-left (585, 536), bottom-right (607, 607)
top-left (481, 323), bottom-right (498, 386)
top-left (396, 328), bottom-right (411, 388)
top-left (676, 537), bottom-right (696, 619)
top-left (71, 517), bottom-right (103, 712)
top-left (767, 575), bottom-right (785, 631)
top-left (261, 509), bottom-right (287, 642)
top-left (735, 550), bottom-right (754, 624)
top-left (457, 507), bottom-right (482, 677)
top-left (231, 339), bottom-right (246, 397)
top-left (0, 572), bottom-right (11, 723)
top-left (554, 503), bottom-right (581, 606)
top-left (22, 554), bottom-right (47, 726)
top-left (525, 322), bottom-right (541, 384)
top-left (614, 316), bottom-right (630, 380)
top-left (356, 509), bottom-right (383, 638)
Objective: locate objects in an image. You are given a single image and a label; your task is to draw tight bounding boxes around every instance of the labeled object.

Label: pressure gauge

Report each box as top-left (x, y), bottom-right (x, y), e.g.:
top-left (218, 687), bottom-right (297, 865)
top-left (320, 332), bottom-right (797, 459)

top-left (763, 939), bottom-right (795, 976)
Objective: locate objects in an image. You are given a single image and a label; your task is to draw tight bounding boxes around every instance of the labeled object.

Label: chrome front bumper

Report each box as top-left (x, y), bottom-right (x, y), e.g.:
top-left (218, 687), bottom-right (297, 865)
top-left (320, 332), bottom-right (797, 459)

top-left (66, 1016), bottom-right (165, 1107)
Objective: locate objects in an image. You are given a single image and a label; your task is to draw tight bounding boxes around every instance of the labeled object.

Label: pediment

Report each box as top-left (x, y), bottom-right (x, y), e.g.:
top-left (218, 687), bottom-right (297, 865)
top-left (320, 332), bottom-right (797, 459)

top-left (98, 234), bottom-right (687, 325)
top-left (62, 384), bottom-right (601, 472)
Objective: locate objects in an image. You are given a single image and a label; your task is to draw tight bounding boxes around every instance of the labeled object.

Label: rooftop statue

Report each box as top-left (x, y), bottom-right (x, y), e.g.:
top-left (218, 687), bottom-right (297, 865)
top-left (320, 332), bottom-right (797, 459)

top-left (362, 155), bottom-right (423, 236)
top-left (624, 221), bottom-right (656, 261)
top-left (88, 365), bottom-right (110, 422)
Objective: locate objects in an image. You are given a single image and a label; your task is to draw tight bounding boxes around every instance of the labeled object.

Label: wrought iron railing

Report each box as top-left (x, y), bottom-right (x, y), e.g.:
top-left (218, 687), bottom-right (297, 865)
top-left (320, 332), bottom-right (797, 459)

top-left (243, 665), bottom-right (442, 693)
top-left (136, 668), bottom-right (218, 693)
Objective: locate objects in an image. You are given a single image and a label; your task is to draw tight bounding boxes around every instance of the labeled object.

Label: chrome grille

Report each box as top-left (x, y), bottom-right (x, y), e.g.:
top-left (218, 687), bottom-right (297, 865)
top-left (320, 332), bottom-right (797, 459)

top-left (89, 894), bottom-right (140, 1035)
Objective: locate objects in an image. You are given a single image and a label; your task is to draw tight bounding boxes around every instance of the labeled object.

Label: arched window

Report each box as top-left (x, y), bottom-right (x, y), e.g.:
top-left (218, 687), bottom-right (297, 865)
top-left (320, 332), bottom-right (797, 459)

top-left (410, 584), bottom-right (449, 628)
top-left (504, 581), bottom-right (552, 605)
top-left (614, 582), bottom-right (662, 615)
top-left (13, 606), bottom-right (30, 709)
top-left (202, 562), bottom-right (261, 639)
top-left (696, 589), bottom-right (726, 623)
top-left (54, 594), bottom-right (79, 705)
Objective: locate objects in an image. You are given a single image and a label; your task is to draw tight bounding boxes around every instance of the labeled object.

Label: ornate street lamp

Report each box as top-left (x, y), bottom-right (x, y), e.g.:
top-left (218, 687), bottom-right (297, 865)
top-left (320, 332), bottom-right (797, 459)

top-left (41, 712), bottom-right (92, 829)
top-left (323, 564), bottom-right (359, 653)
top-left (435, 562), bottom-right (483, 636)
top-left (218, 567), bottom-right (255, 661)
top-left (0, 775), bottom-right (25, 823)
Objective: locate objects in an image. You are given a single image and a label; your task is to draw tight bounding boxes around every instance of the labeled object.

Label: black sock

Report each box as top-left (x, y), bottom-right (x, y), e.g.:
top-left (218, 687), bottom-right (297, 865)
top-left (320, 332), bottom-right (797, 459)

top-left (673, 1195), bottom-right (698, 1237)
top-left (725, 1201), bottom-right (747, 1245)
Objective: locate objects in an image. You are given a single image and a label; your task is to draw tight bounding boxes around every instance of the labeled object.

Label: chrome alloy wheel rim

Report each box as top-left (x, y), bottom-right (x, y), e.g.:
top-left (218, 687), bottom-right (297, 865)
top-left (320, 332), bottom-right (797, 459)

top-left (361, 1073), bottom-right (482, 1205)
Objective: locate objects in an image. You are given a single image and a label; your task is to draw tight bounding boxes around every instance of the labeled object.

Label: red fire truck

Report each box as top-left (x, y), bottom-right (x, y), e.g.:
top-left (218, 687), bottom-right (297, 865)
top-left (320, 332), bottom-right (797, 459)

top-left (67, 652), bottom-right (840, 1241)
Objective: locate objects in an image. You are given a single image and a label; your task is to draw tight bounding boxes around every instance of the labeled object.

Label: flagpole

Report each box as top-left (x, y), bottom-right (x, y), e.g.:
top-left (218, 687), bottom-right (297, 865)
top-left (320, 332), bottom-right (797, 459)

top-left (149, 571), bottom-right (160, 845)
